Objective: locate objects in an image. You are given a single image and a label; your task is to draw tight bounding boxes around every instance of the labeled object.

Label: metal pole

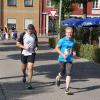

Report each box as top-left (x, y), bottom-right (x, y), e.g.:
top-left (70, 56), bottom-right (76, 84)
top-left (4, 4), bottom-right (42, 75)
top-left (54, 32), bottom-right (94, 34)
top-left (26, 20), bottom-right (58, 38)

top-left (58, 0), bottom-right (62, 39)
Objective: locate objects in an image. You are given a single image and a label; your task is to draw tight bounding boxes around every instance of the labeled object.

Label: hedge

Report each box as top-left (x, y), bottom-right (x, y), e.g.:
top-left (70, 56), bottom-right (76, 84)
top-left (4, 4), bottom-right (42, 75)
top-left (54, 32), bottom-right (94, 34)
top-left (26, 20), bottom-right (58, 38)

top-left (74, 42), bottom-right (100, 63)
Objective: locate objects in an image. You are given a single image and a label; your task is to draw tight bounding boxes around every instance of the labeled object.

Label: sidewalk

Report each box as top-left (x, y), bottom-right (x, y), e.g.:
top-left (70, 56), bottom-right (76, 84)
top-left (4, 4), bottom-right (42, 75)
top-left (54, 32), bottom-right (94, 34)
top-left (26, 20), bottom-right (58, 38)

top-left (0, 38), bottom-right (100, 100)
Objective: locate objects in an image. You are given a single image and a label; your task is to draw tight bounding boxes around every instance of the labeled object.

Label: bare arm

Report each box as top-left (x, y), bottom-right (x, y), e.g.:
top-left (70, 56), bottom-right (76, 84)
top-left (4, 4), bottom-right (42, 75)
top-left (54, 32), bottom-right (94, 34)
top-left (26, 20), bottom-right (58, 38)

top-left (16, 42), bottom-right (25, 49)
top-left (55, 46), bottom-right (67, 59)
top-left (16, 42), bottom-right (29, 50)
top-left (72, 50), bottom-right (76, 57)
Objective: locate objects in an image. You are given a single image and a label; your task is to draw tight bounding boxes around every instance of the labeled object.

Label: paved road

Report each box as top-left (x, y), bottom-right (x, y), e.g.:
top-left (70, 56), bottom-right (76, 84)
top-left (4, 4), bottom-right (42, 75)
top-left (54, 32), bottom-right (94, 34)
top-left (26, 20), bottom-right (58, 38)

top-left (0, 38), bottom-right (100, 100)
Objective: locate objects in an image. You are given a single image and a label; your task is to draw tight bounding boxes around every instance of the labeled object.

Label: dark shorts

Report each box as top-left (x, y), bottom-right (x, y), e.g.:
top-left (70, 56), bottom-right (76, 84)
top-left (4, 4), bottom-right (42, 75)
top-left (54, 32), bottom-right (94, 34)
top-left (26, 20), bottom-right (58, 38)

top-left (59, 61), bottom-right (73, 76)
top-left (21, 53), bottom-right (36, 64)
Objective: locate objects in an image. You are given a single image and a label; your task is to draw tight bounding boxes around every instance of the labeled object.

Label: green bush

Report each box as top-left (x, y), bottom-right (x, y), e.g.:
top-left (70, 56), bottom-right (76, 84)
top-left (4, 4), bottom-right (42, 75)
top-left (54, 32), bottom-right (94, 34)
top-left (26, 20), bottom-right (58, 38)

top-left (84, 45), bottom-right (95, 60)
top-left (74, 42), bottom-right (82, 56)
top-left (49, 37), bottom-right (58, 48)
top-left (93, 47), bottom-right (100, 63)
top-left (74, 42), bottom-right (100, 63)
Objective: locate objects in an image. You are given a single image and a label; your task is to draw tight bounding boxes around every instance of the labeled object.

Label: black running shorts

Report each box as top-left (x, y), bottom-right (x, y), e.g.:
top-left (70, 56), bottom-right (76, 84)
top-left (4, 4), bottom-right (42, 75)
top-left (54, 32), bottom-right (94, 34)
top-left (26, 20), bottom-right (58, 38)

top-left (21, 53), bottom-right (36, 64)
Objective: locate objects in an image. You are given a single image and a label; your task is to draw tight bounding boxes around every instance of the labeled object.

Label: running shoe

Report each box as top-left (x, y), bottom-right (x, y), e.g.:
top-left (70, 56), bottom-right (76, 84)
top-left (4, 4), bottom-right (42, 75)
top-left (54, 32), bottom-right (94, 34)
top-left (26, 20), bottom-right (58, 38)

top-left (26, 83), bottom-right (33, 90)
top-left (56, 75), bottom-right (60, 87)
top-left (65, 88), bottom-right (73, 95)
top-left (22, 74), bottom-right (26, 83)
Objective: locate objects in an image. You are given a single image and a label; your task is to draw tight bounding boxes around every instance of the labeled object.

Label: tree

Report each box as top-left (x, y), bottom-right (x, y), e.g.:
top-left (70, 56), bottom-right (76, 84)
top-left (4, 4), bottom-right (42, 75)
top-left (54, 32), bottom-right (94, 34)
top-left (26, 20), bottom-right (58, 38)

top-left (52, 0), bottom-right (75, 20)
top-left (52, 0), bottom-right (96, 18)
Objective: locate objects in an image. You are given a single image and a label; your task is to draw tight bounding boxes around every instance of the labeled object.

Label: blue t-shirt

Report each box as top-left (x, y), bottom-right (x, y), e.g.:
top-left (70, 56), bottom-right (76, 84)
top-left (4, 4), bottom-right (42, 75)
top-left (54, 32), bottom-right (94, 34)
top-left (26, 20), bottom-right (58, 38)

top-left (56, 36), bottom-right (75, 62)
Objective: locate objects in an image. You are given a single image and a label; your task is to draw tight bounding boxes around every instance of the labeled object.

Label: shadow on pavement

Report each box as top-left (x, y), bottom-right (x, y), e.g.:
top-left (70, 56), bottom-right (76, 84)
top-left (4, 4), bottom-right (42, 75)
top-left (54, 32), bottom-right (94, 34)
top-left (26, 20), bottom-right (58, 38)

top-left (7, 51), bottom-right (58, 61)
top-left (71, 85), bottom-right (100, 94)
top-left (35, 52), bottom-right (57, 61)
top-left (34, 61), bottom-right (100, 80)
top-left (34, 63), bottom-right (60, 79)
top-left (0, 75), bottom-right (22, 80)
top-left (2, 81), bottom-right (54, 100)
top-left (7, 54), bottom-right (21, 60)
top-left (72, 62), bottom-right (100, 79)
top-left (0, 46), bottom-right (19, 52)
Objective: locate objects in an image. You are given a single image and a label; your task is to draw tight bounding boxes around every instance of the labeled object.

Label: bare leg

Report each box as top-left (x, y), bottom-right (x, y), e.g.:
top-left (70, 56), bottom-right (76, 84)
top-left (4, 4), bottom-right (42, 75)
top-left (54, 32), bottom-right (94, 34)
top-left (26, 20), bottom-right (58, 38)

top-left (21, 63), bottom-right (27, 83)
top-left (65, 63), bottom-right (73, 95)
top-left (56, 62), bottom-right (66, 86)
top-left (27, 62), bottom-right (33, 83)
top-left (65, 63), bottom-right (72, 89)
top-left (66, 76), bottom-right (71, 89)
top-left (21, 63), bottom-right (27, 76)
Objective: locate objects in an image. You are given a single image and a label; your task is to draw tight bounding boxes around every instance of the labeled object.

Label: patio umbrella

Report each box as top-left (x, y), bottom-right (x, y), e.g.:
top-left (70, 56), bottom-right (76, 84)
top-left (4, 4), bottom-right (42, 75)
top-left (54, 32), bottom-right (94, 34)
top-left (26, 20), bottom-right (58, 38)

top-left (75, 18), bottom-right (89, 27)
top-left (61, 18), bottom-right (80, 27)
top-left (76, 17), bottom-right (100, 44)
top-left (81, 17), bottom-right (100, 27)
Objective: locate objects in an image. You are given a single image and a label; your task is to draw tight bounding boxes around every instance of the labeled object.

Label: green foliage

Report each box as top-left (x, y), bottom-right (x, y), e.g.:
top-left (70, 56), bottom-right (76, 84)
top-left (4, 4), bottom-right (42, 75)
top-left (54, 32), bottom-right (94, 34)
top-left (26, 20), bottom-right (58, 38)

top-left (74, 41), bottom-right (82, 56)
top-left (52, 0), bottom-right (96, 18)
top-left (91, 27), bottom-right (99, 41)
top-left (75, 27), bottom-right (100, 45)
top-left (48, 37), bottom-right (58, 48)
top-left (52, 0), bottom-right (59, 7)
top-left (75, 28), bottom-right (84, 42)
top-left (93, 47), bottom-right (100, 63)
top-left (55, 19), bottom-right (60, 33)
top-left (74, 42), bottom-right (100, 63)
top-left (52, 0), bottom-right (76, 19)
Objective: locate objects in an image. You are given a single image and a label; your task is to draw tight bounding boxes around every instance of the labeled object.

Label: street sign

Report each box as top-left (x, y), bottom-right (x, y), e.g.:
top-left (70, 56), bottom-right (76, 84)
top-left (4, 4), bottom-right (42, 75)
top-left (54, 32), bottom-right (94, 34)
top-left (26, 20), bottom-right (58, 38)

top-left (49, 10), bottom-right (57, 17)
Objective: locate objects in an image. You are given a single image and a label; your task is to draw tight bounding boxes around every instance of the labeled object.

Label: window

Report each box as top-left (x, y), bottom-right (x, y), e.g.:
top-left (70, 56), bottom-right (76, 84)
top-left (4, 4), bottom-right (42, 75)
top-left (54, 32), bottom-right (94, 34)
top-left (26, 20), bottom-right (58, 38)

top-left (24, 0), bottom-right (33, 7)
top-left (7, 0), bottom-right (17, 6)
top-left (24, 19), bottom-right (33, 29)
top-left (7, 18), bottom-right (16, 29)
top-left (92, 0), bottom-right (100, 9)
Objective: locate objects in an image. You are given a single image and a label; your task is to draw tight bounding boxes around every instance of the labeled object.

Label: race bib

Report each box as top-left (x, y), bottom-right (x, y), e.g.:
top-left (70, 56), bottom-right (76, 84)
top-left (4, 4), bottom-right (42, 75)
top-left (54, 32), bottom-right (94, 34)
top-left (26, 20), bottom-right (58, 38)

top-left (64, 48), bottom-right (72, 56)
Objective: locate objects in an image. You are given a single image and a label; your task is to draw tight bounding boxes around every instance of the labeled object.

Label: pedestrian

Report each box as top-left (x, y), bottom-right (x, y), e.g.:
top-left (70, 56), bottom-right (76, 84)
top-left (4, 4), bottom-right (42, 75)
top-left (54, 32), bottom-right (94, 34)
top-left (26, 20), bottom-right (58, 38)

top-left (0, 28), bottom-right (1, 40)
top-left (11, 27), bottom-right (15, 39)
top-left (55, 27), bottom-right (76, 95)
top-left (13, 29), bottom-right (17, 40)
top-left (1, 28), bottom-right (5, 40)
top-left (4, 26), bottom-right (9, 40)
top-left (16, 24), bottom-right (38, 89)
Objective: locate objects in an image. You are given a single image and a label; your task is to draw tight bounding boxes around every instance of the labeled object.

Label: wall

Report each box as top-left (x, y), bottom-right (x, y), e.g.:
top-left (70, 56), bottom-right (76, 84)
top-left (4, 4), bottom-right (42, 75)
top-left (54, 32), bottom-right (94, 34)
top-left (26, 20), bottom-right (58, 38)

top-left (3, 0), bottom-right (39, 33)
